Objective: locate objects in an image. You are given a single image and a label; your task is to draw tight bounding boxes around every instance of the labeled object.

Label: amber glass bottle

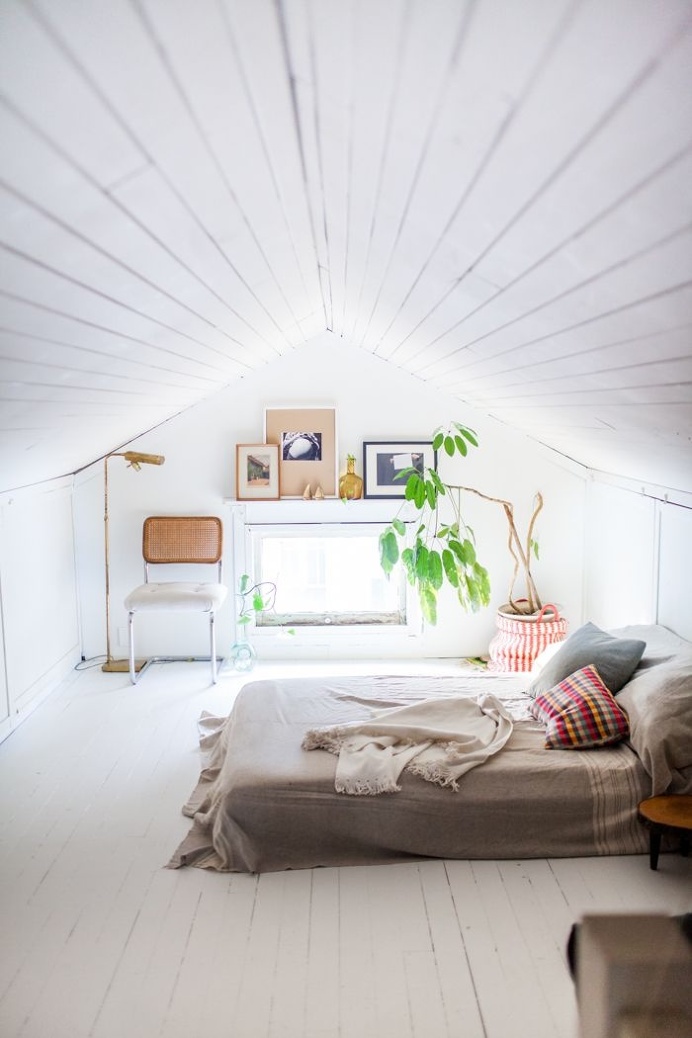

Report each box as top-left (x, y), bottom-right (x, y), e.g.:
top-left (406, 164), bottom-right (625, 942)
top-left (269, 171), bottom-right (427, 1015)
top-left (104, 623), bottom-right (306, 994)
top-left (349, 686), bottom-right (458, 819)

top-left (339, 455), bottom-right (363, 500)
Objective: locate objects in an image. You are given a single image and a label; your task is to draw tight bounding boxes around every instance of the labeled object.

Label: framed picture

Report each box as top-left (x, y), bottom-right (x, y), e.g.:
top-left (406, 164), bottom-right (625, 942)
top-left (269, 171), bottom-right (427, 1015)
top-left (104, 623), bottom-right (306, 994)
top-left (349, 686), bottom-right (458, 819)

top-left (362, 440), bottom-right (436, 499)
top-left (264, 407), bottom-right (337, 498)
top-left (236, 443), bottom-right (280, 500)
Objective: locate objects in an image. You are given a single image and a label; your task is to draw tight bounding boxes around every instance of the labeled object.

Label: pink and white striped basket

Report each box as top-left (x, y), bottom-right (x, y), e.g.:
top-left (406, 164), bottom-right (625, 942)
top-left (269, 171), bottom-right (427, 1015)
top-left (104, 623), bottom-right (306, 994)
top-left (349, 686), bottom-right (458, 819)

top-left (488, 602), bottom-right (568, 673)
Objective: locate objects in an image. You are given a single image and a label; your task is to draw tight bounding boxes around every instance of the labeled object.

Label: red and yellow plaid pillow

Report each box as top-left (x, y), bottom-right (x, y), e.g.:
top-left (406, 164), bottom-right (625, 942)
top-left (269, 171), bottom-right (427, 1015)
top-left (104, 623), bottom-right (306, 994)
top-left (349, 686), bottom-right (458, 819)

top-left (529, 664), bottom-right (630, 749)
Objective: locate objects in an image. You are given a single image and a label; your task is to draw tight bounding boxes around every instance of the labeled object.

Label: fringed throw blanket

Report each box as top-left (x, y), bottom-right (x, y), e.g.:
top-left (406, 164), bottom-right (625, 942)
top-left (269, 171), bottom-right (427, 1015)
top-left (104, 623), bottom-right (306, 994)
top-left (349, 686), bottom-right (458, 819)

top-left (302, 692), bottom-right (513, 795)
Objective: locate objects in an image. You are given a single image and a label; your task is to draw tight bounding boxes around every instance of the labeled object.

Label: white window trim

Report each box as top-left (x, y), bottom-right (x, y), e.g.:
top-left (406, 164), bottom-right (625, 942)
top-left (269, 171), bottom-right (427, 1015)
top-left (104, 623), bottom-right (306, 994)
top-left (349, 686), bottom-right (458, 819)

top-left (226, 501), bottom-right (422, 650)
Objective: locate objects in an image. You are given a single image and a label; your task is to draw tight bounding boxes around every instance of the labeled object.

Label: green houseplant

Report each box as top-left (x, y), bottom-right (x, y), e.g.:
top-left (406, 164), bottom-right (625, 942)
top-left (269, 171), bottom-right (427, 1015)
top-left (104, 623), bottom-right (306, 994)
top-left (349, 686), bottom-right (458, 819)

top-left (378, 423), bottom-right (544, 626)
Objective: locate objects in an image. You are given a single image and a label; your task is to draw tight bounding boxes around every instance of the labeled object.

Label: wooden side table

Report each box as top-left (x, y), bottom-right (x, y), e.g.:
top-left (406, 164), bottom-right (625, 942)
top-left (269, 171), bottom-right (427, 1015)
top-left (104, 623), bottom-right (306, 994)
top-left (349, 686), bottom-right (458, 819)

top-left (638, 795), bottom-right (692, 870)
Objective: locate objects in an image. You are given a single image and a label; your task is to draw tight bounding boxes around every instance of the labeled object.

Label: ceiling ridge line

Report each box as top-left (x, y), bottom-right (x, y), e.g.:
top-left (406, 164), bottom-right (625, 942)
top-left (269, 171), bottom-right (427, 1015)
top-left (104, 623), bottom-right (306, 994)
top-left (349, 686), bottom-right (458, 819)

top-left (359, 0), bottom-right (483, 349)
top-left (218, 0), bottom-right (314, 315)
top-left (274, 0), bottom-right (329, 332)
top-left (343, 0), bottom-right (412, 343)
top-left (307, 5), bottom-right (335, 331)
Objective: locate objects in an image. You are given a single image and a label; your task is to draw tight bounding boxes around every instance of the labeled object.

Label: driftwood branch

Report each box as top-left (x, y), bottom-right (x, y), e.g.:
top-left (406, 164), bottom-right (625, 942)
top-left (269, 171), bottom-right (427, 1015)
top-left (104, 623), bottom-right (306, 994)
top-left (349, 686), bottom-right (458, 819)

top-left (446, 485), bottom-right (544, 614)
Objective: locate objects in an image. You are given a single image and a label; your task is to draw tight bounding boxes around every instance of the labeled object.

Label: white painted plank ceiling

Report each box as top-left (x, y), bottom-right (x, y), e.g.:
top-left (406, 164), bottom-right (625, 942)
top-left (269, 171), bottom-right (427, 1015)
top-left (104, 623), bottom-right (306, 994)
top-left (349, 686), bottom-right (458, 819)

top-left (1, 0), bottom-right (691, 493)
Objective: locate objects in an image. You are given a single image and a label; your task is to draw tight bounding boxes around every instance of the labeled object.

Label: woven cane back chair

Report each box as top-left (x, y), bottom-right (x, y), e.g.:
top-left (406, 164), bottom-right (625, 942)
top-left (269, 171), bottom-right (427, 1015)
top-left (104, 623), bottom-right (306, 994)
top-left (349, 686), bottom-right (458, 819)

top-left (124, 516), bottom-right (228, 685)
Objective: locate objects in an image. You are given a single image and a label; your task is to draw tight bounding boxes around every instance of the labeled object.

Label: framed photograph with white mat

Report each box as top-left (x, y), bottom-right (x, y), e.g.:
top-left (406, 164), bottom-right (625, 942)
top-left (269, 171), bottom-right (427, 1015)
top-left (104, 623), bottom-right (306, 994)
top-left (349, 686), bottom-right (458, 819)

top-left (264, 406), bottom-right (337, 498)
top-left (362, 440), bottom-right (436, 498)
top-left (235, 443), bottom-right (280, 500)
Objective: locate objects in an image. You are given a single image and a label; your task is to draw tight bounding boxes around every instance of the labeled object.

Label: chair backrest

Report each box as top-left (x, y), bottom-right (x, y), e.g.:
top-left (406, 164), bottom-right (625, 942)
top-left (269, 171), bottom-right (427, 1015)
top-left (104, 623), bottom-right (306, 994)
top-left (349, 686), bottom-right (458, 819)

top-left (141, 516), bottom-right (223, 581)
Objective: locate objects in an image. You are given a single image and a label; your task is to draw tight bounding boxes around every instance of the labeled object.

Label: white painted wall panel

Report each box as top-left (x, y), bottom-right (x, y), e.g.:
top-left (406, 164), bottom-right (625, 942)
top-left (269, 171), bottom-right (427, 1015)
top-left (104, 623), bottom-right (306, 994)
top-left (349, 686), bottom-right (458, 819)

top-left (657, 503), bottom-right (692, 642)
top-left (584, 481), bottom-right (658, 631)
top-left (0, 479), bottom-right (80, 734)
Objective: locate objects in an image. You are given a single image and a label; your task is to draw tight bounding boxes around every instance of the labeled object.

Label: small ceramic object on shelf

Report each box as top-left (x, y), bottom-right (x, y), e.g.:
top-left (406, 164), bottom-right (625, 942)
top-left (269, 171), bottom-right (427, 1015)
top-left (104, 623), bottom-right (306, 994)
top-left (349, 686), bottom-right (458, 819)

top-left (303, 484), bottom-right (312, 500)
top-left (313, 486), bottom-right (324, 500)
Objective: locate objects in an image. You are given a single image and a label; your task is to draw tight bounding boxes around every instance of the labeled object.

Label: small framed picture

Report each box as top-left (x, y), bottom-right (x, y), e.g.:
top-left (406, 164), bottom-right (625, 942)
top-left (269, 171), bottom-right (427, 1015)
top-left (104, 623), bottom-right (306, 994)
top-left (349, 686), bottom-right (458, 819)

top-left (236, 443), bottom-right (280, 500)
top-left (362, 441), bottom-right (436, 499)
top-left (264, 406), bottom-right (337, 498)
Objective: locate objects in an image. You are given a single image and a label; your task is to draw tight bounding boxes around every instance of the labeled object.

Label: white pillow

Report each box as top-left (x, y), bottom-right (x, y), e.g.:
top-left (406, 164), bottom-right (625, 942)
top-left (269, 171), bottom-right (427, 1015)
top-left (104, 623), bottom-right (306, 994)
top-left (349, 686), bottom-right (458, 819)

top-left (530, 641), bottom-right (565, 675)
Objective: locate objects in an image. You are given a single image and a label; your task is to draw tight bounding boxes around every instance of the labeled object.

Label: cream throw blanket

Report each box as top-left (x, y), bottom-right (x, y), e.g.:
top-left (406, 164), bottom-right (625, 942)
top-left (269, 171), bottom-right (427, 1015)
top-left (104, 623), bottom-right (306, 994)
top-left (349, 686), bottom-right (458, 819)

top-left (302, 692), bottom-right (513, 795)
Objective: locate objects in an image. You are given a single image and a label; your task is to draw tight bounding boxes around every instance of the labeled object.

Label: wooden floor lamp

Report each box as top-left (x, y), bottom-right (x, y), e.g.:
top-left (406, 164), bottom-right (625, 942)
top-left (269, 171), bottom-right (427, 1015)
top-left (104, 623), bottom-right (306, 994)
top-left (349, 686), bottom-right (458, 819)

top-left (102, 450), bottom-right (165, 673)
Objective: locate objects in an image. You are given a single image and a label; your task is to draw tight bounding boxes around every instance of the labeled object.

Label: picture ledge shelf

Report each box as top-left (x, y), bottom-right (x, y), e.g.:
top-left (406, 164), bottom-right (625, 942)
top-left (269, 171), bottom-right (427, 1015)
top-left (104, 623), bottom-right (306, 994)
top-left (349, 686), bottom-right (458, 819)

top-left (223, 498), bottom-right (402, 524)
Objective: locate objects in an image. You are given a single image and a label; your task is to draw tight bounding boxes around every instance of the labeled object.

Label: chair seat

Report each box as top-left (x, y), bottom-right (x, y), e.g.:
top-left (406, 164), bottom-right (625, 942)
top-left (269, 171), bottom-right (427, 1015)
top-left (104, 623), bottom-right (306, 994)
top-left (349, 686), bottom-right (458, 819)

top-left (125, 581), bottom-right (228, 613)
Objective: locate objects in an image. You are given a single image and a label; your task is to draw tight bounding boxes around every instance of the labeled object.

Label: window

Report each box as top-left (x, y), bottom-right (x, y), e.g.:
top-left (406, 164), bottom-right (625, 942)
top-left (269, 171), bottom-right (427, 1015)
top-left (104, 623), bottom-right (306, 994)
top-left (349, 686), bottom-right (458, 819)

top-left (248, 523), bottom-right (409, 628)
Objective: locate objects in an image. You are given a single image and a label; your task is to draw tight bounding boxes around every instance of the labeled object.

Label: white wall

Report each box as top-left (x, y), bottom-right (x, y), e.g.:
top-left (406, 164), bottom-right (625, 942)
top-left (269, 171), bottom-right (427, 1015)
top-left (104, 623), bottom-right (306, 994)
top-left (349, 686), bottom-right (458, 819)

top-left (0, 477), bottom-right (80, 740)
top-left (1, 334), bottom-right (690, 744)
top-left (584, 475), bottom-right (692, 642)
top-left (73, 333), bottom-right (588, 662)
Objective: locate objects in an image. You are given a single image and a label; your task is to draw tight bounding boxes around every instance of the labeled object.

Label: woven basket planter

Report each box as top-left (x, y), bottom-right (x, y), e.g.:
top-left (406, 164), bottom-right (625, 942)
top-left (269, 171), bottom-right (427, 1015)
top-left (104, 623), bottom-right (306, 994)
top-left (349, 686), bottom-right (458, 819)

top-left (488, 601), bottom-right (568, 673)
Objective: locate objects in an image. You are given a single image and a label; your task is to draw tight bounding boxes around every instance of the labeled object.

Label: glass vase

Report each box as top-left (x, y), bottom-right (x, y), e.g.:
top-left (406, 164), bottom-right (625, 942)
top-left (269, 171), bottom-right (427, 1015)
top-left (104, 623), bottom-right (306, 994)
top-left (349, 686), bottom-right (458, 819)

top-left (339, 457), bottom-right (363, 500)
top-left (229, 637), bottom-right (257, 672)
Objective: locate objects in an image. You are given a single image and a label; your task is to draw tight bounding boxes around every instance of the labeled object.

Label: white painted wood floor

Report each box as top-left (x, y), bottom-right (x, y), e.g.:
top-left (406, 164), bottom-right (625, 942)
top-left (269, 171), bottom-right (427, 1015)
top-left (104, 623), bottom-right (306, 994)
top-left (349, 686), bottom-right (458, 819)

top-left (1, 657), bottom-right (690, 1038)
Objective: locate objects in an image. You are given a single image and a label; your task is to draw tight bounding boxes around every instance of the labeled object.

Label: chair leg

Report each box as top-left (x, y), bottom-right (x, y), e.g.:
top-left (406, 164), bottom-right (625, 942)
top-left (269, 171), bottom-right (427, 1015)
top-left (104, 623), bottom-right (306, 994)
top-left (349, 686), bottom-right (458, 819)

top-left (128, 611), bottom-right (137, 685)
top-left (210, 610), bottom-right (217, 684)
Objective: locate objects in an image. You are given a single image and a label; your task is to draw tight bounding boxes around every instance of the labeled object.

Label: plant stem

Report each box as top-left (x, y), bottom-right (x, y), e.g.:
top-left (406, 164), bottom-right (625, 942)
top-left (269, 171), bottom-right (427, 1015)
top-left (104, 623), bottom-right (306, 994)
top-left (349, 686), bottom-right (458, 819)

top-left (443, 485), bottom-right (543, 613)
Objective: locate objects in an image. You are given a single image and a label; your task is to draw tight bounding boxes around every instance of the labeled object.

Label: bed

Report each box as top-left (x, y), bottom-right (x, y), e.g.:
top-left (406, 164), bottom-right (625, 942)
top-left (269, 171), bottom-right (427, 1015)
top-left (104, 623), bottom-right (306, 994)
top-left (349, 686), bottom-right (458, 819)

top-left (168, 624), bottom-right (692, 874)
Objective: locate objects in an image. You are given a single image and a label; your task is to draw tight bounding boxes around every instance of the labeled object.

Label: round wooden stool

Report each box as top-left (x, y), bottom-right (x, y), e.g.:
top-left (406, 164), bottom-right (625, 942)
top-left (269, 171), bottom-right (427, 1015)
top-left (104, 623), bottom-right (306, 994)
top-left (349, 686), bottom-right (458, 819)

top-left (638, 795), bottom-right (692, 870)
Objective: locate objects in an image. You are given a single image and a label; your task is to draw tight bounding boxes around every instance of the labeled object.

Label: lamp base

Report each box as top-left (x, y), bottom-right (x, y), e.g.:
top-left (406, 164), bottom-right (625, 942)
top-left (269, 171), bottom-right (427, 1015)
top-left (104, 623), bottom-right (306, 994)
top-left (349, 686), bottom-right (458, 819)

top-left (102, 658), bottom-right (147, 673)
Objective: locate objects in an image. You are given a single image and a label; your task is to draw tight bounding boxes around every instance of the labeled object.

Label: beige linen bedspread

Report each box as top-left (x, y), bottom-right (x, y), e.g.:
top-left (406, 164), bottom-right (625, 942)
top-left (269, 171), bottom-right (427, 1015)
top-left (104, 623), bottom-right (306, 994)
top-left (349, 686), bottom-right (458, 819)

top-left (167, 673), bottom-right (649, 873)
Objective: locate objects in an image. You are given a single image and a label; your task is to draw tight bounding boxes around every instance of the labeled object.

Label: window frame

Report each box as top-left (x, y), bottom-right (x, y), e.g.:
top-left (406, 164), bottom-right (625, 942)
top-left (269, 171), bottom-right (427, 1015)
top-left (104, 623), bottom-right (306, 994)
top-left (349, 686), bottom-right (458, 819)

top-left (243, 520), bottom-right (421, 642)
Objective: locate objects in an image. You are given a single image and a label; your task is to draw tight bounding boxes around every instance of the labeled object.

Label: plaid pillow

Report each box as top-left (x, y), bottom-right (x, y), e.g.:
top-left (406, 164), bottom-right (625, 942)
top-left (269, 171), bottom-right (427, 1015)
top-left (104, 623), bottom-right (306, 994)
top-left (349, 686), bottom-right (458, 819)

top-left (530, 664), bottom-right (630, 749)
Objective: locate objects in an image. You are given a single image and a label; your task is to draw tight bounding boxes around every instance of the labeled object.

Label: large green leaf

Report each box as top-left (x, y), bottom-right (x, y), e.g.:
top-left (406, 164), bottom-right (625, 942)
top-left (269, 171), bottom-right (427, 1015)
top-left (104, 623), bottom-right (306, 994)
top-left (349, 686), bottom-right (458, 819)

top-left (442, 548), bottom-right (460, 587)
top-left (404, 473), bottom-right (421, 501)
top-left (415, 543), bottom-right (429, 579)
top-left (401, 547), bottom-right (415, 582)
top-left (428, 549), bottom-right (443, 590)
top-left (379, 529), bottom-right (399, 573)
top-left (420, 586), bottom-right (437, 625)
top-left (456, 424), bottom-right (479, 447)
top-left (462, 538), bottom-right (476, 564)
top-left (454, 435), bottom-right (468, 456)
top-left (428, 469), bottom-right (445, 495)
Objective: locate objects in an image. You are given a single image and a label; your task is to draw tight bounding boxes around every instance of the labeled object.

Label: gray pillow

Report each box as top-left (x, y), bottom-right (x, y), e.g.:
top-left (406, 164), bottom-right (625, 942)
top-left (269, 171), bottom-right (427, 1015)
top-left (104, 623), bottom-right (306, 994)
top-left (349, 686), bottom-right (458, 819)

top-left (527, 622), bottom-right (645, 698)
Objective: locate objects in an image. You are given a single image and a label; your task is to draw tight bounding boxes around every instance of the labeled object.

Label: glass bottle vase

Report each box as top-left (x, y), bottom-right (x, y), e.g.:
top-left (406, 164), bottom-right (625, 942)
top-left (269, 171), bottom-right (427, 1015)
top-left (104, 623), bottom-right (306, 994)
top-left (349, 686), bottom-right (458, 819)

top-left (339, 456), bottom-right (363, 500)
